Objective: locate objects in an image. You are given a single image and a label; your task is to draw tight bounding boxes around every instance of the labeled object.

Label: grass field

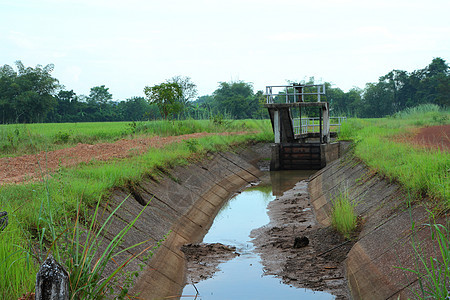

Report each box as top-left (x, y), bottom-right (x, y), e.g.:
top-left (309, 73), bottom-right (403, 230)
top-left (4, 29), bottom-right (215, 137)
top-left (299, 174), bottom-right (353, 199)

top-left (0, 119), bottom-right (268, 157)
top-left (339, 104), bottom-right (449, 205)
top-left (0, 119), bottom-right (273, 299)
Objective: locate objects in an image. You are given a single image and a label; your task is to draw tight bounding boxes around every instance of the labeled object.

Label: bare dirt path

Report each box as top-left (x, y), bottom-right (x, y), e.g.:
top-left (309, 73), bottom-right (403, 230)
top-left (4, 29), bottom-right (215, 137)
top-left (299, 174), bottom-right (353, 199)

top-left (0, 131), bottom-right (250, 185)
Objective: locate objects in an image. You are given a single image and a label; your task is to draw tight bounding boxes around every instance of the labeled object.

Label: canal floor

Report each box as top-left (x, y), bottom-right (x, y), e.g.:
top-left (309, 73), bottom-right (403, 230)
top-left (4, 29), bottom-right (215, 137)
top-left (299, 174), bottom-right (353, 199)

top-left (182, 171), bottom-right (335, 300)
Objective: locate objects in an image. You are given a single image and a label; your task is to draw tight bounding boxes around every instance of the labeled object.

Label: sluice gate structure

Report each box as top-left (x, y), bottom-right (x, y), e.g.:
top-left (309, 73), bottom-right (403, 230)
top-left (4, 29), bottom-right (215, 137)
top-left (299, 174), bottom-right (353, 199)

top-left (264, 83), bottom-right (343, 170)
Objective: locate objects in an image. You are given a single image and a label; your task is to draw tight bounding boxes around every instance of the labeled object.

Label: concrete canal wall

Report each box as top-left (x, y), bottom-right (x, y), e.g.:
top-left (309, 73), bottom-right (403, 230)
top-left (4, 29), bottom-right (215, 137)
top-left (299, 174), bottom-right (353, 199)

top-left (95, 147), bottom-right (267, 299)
top-left (309, 150), bottom-right (443, 299)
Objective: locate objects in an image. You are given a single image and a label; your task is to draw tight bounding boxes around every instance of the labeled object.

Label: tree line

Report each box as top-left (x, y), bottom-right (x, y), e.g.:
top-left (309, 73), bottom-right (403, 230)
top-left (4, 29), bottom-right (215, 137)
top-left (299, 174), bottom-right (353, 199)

top-left (327, 57), bottom-right (449, 117)
top-left (0, 58), bottom-right (448, 124)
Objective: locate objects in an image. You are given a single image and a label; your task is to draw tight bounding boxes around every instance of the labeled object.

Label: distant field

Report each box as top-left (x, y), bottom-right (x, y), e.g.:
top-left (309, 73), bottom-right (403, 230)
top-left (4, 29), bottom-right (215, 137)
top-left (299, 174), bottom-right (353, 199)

top-left (0, 119), bottom-right (270, 157)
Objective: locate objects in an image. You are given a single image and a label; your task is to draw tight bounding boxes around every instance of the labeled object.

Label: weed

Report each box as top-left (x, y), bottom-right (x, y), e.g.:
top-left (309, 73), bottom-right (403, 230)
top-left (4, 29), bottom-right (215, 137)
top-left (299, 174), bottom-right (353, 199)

top-left (36, 188), bottom-right (158, 299)
top-left (184, 139), bottom-right (200, 152)
top-left (53, 131), bottom-right (72, 144)
top-left (210, 113), bottom-right (230, 127)
top-left (330, 188), bottom-right (357, 239)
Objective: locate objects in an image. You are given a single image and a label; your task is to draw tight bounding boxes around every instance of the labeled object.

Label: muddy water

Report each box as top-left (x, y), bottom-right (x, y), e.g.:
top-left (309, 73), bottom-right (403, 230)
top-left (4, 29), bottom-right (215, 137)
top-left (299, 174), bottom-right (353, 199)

top-left (182, 170), bottom-right (335, 300)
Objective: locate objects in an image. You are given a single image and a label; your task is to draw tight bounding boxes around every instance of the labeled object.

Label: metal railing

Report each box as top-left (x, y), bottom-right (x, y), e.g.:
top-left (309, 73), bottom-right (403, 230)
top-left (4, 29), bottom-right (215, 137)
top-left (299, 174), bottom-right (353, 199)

top-left (266, 84), bottom-right (326, 104)
top-left (293, 117), bottom-right (347, 135)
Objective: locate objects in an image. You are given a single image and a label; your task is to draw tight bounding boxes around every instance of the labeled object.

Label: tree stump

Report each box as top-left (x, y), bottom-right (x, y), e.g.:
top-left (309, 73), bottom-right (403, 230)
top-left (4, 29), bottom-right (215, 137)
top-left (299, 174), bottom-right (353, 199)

top-left (35, 255), bottom-right (69, 300)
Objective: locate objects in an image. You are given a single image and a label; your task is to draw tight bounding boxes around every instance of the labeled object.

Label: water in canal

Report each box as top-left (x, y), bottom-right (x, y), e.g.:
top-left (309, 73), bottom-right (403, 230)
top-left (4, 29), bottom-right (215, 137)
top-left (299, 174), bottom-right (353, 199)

top-left (182, 170), bottom-right (335, 300)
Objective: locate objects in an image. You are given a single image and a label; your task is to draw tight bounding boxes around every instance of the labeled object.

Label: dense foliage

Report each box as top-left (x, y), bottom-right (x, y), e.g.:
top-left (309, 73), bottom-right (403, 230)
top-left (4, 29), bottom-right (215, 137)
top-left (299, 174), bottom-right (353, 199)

top-left (0, 58), bottom-right (448, 123)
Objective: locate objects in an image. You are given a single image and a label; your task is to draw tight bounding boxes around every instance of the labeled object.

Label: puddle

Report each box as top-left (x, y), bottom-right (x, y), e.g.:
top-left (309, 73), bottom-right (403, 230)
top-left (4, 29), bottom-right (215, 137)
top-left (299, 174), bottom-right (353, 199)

top-left (182, 170), bottom-right (335, 299)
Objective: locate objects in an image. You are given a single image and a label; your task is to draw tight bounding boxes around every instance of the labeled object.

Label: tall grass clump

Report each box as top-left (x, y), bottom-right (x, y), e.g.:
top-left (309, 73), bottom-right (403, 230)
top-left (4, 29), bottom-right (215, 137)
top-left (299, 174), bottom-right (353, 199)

top-left (35, 179), bottom-right (159, 299)
top-left (394, 103), bottom-right (442, 119)
top-left (330, 189), bottom-right (357, 239)
top-left (393, 104), bottom-right (449, 126)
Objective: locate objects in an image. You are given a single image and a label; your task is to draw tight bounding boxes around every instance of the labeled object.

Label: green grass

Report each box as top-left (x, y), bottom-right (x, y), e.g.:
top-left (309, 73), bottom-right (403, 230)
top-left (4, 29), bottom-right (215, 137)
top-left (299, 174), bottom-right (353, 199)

top-left (0, 119), bottom-right (273, 298)
top-left (338, 105), bottom-right (449, 206)
top-left (330, 189), bottom-right (357, 239)
top-left (0, 207), bottom-right (38, 299)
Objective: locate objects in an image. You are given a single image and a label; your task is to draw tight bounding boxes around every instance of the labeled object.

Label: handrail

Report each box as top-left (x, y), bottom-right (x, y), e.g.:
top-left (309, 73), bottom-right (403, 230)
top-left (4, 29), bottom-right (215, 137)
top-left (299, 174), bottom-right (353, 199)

top-left (266, 84), bottom-right (326, 104)
top-left (293, 117), bottom-right (347, 135)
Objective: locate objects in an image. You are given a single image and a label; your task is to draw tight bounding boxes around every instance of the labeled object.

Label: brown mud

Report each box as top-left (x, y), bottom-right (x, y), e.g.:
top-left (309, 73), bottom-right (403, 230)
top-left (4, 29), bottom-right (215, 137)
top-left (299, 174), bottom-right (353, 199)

top-left (181, 243), bottom-right (240, 284)
top-left (251, 181), bottom-right (353, 299)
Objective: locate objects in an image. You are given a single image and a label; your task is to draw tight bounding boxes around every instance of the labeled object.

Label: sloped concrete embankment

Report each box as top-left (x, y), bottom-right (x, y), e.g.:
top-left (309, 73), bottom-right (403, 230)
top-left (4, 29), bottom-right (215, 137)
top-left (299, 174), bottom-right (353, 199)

top-left (309, 153), bottom-right (443, 300)
top-left (95, 149), bottom-right (265, 299)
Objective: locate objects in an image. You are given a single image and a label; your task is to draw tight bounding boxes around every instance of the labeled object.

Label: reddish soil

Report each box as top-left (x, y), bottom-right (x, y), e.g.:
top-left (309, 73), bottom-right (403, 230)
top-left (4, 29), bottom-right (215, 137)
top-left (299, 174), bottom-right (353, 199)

top-left (400, 125), bottom-right (449, 150)
top-left (17, 292), bottom-right (34, 300)
top-left (0, 131), bottom-right (250, 185)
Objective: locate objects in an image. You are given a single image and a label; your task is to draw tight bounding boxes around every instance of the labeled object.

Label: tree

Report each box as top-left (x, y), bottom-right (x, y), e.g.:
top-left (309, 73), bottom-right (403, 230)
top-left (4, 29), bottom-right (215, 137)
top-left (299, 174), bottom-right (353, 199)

top-left (166, 76), bottom-right (197, 105)
top-left (0, 61), bottom-right (60, 123)
top-left (143, 82), bottom-right (183, 119)
top-left (118, 97), bottom-right (153, 121)
top-left (166, 76), bottom-right (198, 118)
top-left (213, 81), bottom-right (256, 119)
top-left (379, 70), bottom-right (409, 112)
top-left (252, 90), bottom-right (268, 119)
top-left (88, 85), bottom-right (112, 107)
top-left (360, 81), bottom-right (394, 117)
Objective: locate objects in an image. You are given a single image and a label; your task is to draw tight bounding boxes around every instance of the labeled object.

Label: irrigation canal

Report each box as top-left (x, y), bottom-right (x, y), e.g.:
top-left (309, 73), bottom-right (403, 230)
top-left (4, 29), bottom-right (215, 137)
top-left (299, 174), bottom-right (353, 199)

top-left (182, 170), bottom-right (335, 300)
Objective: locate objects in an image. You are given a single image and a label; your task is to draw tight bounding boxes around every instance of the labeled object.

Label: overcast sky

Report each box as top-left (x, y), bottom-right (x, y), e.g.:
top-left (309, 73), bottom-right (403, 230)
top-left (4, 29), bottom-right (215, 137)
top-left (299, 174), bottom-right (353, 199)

top-left (1, 0), bottom-right (449, 100)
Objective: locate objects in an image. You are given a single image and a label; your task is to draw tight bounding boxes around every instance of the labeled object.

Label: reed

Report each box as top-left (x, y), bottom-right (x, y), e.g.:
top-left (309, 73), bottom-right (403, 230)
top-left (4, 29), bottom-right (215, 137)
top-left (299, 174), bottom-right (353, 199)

top-left (330, 189), bottom-right (357, 239)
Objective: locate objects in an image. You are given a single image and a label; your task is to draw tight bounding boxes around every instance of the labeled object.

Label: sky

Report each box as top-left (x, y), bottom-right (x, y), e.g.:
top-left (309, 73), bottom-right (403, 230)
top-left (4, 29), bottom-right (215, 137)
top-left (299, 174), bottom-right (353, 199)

top-left (1, 0), bottom-right (449, 101)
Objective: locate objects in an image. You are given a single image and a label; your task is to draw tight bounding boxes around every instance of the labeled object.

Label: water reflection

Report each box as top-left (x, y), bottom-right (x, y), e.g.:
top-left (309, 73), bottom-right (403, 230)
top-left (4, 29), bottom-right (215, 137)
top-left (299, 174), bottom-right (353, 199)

top-left (182, 170), bottom-right (334, 300)
top-left (270, 170), bottom-right (316, 196)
